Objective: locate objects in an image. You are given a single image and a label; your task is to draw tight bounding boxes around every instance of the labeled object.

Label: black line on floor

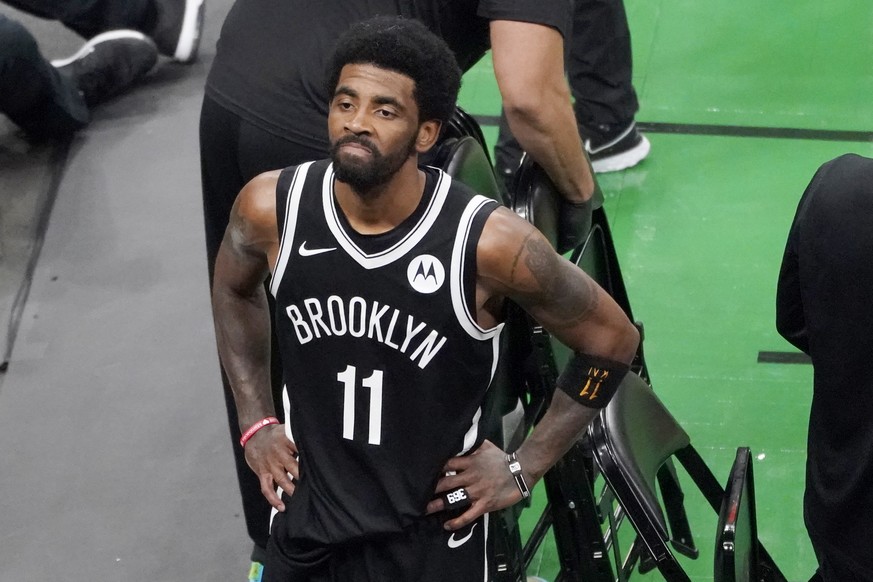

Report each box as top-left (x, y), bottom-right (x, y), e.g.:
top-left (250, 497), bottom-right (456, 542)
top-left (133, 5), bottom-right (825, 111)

top-left (638, 122), bottom-right (873, 142)
top-left (471, 115), bottom-right (873, 143)
top-left (1, 137), bottom-right (73, 371)
top-left (757, 351), bottom-right (812, 365)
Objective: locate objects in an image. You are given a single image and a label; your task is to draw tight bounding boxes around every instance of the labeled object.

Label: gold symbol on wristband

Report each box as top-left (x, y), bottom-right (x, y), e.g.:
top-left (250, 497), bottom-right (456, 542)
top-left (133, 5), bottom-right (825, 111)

top-left (579, 367), bottom-right (609, 400)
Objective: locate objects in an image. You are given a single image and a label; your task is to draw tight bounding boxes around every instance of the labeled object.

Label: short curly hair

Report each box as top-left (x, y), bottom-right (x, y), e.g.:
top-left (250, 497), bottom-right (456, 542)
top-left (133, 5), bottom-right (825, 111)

top-left (326, 16), bottom-right (462, 125)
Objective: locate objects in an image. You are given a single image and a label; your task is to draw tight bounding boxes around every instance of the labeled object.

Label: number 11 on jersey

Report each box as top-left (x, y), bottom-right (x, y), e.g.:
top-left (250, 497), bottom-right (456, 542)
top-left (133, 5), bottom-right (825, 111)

top-left (337, 365), bottom-right (384, 445)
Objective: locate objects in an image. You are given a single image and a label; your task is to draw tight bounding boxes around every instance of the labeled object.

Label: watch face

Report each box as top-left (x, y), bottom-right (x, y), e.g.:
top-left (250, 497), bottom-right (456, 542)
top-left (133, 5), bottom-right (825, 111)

top-left (509, 461), bottom-right (522, 473)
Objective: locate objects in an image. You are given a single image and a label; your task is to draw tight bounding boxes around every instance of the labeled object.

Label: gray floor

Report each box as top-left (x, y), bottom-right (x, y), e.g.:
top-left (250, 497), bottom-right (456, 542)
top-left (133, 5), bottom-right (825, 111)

top-left (0, 2), bottom-right (252, 580)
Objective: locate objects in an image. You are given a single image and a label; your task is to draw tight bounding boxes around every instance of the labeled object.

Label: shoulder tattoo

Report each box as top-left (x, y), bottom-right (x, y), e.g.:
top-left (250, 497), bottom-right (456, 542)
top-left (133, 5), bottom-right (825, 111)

top-left (520, 236), bottom-right (599, 327)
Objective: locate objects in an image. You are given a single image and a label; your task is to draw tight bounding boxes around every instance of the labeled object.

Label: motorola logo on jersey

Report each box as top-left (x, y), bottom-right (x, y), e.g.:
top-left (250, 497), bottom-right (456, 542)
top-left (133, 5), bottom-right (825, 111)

top-left (407, 254), bottom-right (445, 294)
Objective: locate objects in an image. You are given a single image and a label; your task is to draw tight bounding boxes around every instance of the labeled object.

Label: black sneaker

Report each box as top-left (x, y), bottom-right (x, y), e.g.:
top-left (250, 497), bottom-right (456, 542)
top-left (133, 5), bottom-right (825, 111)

top-left (52, 30), bottom-right (158, 108)
top-left (148, 0), bottom-right (205, 63)
top-left (584, 121), bottom-right (651, 173)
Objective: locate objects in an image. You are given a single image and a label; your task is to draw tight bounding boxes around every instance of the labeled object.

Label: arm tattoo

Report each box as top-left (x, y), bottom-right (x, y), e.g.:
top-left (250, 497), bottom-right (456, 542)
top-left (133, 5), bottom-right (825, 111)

top-left (522, 237), bottom-right (599, 327)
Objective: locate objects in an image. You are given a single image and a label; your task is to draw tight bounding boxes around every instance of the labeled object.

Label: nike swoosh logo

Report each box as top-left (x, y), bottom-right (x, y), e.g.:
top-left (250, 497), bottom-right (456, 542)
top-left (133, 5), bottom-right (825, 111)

top-left (298, 241), bottom-right (337, 257)
top-left (447, 523), bottom-right (477, 549)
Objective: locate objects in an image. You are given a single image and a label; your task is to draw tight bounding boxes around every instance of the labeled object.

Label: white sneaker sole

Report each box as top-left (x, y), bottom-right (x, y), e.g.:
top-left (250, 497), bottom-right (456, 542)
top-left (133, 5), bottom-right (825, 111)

top-left (172, 0), bottom-right (205, 63)
top-left (591, 135), bottom-right (651, 173)
top-left (51, 30), bottom-right (153, 68)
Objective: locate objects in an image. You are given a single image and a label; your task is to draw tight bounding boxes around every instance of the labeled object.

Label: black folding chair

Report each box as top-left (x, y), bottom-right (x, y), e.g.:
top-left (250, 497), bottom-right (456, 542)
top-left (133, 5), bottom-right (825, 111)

top-left (589, 374), bottom-right (786, 582)
top-left (716, 447), bottom-right (760, 582)
top-left (507, 153), bottom-right (703, 582)
top-left (430, 108), bottom-right (709, 582)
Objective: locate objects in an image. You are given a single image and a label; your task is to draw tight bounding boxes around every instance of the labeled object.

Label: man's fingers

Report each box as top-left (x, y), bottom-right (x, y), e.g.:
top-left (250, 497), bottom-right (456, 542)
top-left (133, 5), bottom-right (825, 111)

top-left (442, 502), bottom-right (483, 531)
top-left (441, 455), bottom-right (470, 474)
top-left (273, 465), bottom-right (296, 495)
top-left (425, 497), bottom-right (445, 515)
top-left (259, 473), bottom-right (285, 511)
top-left (433, 472), bottom-right (464, 495)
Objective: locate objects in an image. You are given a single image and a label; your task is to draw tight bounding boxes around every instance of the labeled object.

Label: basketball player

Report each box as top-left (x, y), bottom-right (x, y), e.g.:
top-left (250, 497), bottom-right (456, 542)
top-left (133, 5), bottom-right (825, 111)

top-left (211, 17), bottom-right (639, 581)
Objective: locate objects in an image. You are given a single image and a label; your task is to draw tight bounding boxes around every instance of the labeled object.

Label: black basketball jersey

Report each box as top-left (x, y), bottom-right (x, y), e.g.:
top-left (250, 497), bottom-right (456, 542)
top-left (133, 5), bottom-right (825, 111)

top-left (269, 160), bottom-right (502, 544)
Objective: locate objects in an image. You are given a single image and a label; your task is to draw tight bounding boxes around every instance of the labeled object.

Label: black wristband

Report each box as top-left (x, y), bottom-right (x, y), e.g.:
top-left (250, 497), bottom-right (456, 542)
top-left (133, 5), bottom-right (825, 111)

top-left (506, 452), bottom-right (531, 499)
top-left (556, 352), bottom-right (629, 409)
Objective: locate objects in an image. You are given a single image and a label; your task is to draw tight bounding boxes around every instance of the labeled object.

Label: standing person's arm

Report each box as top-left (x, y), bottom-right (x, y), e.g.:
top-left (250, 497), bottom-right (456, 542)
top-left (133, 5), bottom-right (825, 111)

top-left (775, 214), bottom-right (809, 355)
top-left (211, 171), bottom-right (299, 512)
top-left (775, 167), bottom-right (825, 356)
top-left (428, 207), bottom-right (639, 529)
top-left (490, 20), bottom-right (597, 205)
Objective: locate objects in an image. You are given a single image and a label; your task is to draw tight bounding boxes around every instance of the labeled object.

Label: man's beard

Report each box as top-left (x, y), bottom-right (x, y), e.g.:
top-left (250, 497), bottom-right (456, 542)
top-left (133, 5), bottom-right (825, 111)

top-left (330, 133), bottom-right (417, 196)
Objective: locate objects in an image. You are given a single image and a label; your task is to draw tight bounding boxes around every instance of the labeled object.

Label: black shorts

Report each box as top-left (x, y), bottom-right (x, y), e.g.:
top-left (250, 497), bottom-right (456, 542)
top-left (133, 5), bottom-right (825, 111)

top-left (262, 512), bottom-right (491, 582)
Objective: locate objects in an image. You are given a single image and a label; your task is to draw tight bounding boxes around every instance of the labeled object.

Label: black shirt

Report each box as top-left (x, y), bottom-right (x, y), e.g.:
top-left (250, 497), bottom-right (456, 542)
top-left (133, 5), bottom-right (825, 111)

top-left (776, 153), bottom-right (873, 576)
top-left (205, 0), bottom-right (571, 152)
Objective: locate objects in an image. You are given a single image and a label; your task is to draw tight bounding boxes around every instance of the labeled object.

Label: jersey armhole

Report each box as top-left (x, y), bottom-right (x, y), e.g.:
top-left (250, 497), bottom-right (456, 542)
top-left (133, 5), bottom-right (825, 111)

top-left (459, 199), bottom-right (501, 332)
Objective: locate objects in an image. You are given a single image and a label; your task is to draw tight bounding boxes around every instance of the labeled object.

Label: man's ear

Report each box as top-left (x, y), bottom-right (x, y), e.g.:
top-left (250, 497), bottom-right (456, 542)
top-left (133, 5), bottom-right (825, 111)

top-left (415, 120), bottom-right (442, 153)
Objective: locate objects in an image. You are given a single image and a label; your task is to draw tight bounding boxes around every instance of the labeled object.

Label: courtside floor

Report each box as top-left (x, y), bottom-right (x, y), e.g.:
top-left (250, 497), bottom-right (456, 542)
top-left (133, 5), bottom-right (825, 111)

top-left (457, 1), bottom-right (873, 579)
top-left (0, 0), bottom-right (871, 580)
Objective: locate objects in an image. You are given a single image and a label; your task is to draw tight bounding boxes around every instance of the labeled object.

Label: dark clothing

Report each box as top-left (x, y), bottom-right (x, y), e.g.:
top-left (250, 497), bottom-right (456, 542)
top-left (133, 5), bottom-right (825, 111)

top-left (205, 0), bottom-right (569, 154)
top-left (567, 0), bottom-right (638, 130)
top-left (199, 94), bottom-right (315, 553)
top-left (0, 14), bottom-right (87, 138)
top-left (494, 0), bottom-right (638, 177)
top-left (201, 0), bottom-right (572, 556)
top-left (776, 153), bottom-right (873, 581)
top-left (264, 510), bottom-right (488, 582)
top-left (0, 0), bottom-right (150, 139)
top-left (265, 160), bottom-right (500, 576)
top-left (2, 0), bottom-right (150, 38)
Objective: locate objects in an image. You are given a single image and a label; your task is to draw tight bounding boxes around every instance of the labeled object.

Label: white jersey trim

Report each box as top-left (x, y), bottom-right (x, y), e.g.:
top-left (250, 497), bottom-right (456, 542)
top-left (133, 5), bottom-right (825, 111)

top-left (322, 163), bottom-right (451, 269)
top-left (450, 195), bottom-right (504, 342)
top-left (482, 512), bottom-right (490, 582)
top-left (452, 195), bottom-right (504, 461)
top-left (270, 386), bottom-right (296, 533)
top-left (271, 162), bottom-right (315, 298)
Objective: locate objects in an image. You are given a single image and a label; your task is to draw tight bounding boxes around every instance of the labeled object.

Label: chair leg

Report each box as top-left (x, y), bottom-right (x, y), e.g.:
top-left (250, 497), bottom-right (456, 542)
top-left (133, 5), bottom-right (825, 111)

top-left (540, 443), bottom-right (616, 582)
top-left (492, 508), bottom-right (526, 582)
top-left (758, 544), bottom-right (789, 582)
top-left (657, 461), bottom-right (699, 558)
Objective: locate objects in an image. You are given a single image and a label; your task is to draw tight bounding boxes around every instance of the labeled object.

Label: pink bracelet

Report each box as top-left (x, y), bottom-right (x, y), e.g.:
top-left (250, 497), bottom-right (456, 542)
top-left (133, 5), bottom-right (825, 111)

top-left (239, 416), bottom-right (280, 447)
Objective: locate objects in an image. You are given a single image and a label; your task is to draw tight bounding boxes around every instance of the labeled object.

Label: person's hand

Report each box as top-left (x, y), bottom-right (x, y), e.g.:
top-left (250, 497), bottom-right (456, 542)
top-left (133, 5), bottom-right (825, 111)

top-left (425, 439), bottom-right (524, 531)
top-left (243, 424), bottom-right (299, 511)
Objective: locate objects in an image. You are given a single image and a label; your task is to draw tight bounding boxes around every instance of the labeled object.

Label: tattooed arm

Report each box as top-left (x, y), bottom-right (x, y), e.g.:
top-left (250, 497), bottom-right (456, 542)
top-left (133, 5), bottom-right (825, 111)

top-left (212, 170), bottom-right (299, 511)
top-left (429, 206), bottom-right (639, 530)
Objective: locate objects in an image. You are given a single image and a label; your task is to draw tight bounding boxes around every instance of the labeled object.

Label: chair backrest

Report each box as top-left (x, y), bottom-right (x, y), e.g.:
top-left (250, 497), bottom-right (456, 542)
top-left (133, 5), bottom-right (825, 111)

top-left (510, 154), bottom-right (606, 252)
top-left (715, 447), bottom-right (758, 582)
top-left (443, 106), bottom-right (494, 165)
top-left (591, 372), bottom-right (692, 540)
top-left (511, 158), bottom-right (561, 249)
top-left (427, 135), bottom-right (504, 203)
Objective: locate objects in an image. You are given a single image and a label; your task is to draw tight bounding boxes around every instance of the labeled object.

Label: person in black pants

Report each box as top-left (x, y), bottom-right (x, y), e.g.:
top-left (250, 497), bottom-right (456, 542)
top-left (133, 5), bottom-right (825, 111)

top-left (495, 0), bottom-right (649, 184)
top-left (776, 153), bottom-right (873, 582)
top-left (0, 0), bottom-right (203, 139)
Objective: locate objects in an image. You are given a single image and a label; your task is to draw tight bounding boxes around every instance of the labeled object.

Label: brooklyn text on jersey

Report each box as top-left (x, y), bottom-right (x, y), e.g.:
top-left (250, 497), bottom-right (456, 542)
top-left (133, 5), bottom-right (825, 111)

top-left (284, 294), bottom-right (447, 369)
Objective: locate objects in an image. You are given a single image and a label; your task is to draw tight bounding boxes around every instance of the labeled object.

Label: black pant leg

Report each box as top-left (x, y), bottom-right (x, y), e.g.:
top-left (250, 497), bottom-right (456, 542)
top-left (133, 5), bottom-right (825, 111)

top-left (0, 14), bottom-right (88, 138)
top-left (199, 94), bottom-right (326, 555)
top-left (2, 0), bottom-right (151, 38)
top-left (568, 0), bottom-right (639, 130)
top-left (495, 0), bottom-right (640, 175)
